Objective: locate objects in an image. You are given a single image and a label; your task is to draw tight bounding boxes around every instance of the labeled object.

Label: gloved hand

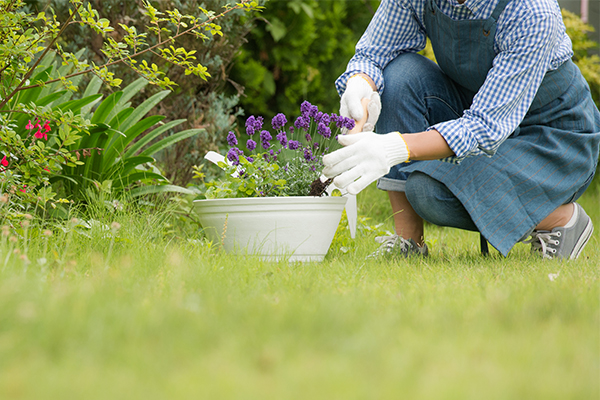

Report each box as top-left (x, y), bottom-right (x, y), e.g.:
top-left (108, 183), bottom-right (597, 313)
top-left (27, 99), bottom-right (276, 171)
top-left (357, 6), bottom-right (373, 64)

top-left (322, 131), bottom-right (410, 195)
top-left (340, 75), bottom-right (381, 132)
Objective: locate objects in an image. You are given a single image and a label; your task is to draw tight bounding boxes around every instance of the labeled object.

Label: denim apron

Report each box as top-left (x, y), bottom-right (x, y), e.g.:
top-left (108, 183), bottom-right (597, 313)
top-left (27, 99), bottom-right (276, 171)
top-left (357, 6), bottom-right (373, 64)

top-left (399, 0), bottom-right (600, 256)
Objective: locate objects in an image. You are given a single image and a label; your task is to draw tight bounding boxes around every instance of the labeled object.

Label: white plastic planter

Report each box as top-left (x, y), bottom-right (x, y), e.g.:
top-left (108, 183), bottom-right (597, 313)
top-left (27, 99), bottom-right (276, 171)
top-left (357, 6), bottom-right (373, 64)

top-left (194, 196), bottom-right (348, 262)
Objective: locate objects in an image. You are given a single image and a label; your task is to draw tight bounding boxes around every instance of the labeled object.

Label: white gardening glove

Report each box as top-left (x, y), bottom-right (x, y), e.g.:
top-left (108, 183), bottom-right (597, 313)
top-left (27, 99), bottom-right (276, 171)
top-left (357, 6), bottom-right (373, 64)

top-left (340, 75), bottom-right (381, 132)
top-left (322, 131), bottom-right (409, 195)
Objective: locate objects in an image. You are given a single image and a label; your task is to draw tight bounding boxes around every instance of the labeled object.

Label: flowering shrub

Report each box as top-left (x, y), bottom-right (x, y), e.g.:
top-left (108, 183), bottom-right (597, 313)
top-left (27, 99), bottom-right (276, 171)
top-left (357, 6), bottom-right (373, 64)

top-left (200, 101), bottom-right (355, 198)
top-left (0, 107), bottom-right (90, 212)
top-left (0, 0), bottom-right (260, 214)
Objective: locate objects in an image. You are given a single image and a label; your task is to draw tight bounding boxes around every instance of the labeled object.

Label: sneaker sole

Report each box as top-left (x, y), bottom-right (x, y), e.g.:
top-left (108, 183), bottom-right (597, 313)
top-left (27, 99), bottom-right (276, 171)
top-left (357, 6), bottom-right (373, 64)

top-left (570, 218), bottom-right (594, 260)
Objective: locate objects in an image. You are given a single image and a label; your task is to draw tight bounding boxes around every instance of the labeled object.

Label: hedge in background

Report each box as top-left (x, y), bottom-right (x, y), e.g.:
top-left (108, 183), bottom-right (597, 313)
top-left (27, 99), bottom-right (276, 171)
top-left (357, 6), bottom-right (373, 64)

top-left (230, 0), bottom-right (379, 120)
top-left (23, 0), bottom-right (258, 185)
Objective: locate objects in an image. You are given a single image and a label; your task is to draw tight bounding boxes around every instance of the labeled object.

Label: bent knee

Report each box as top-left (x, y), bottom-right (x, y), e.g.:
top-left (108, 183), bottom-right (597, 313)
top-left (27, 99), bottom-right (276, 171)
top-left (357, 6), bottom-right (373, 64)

top-left (405, 172), bottom-right (477, 231)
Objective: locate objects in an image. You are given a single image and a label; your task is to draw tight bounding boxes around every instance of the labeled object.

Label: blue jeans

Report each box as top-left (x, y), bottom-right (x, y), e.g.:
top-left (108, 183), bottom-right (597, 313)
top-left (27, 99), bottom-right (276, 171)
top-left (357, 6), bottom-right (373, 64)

top-left (375, 53), bottom-right (479, 232)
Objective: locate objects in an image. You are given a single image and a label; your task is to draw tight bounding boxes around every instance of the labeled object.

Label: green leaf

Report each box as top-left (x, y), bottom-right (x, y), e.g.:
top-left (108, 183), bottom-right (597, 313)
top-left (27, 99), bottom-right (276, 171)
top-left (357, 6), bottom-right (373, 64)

top-left (123, 119), bottom-right (186, 158)
top-left (111, 171), bottom-right (167, 189)
top-left (106, 78), bottom-right (148, 121)
top-left (129, 184), bottom-right (196, 197)
top-left (91, 92), bottom-right (123, 125)
top-left (81, 76), bottom-right (104, 118)
top-left (118, 90), bottom-right (170, 133)
top-left (266, 17), bottom-right (287, 42)
top-left (57, 94), bottom-right (103, 114)
top-left (108, 108), bottom-right (134, 130)
top-left (14, 67), bottom-right (52, 107)
top-left (138, 128), bottom-right (203, 157)
top-left (102, 115), bottom-right (165, 169)
top-left (36, 91), bottom-right (68, 107)
top-left (104, 156), bottom-right (155, 179)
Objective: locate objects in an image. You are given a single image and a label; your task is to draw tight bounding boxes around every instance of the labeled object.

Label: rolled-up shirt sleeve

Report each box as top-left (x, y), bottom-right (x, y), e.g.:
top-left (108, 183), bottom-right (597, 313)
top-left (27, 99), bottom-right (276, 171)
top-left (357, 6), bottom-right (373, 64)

top-left (335, 0), bottom-right (426, 96)
top-left (434, 9), bottom-right (562, 163)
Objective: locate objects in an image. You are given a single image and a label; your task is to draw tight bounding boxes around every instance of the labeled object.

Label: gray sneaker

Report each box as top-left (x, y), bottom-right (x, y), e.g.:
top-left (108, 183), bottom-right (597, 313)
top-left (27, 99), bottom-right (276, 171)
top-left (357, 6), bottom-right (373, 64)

top-left (367, 234), bottom-right (429, 259)
top-left (523, 203), bottom-right (594, 260)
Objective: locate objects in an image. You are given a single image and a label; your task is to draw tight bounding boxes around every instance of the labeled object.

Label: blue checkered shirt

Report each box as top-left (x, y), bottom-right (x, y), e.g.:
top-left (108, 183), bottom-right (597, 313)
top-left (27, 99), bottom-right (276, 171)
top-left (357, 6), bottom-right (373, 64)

top-left (336, 0), bottom-right (574, 162)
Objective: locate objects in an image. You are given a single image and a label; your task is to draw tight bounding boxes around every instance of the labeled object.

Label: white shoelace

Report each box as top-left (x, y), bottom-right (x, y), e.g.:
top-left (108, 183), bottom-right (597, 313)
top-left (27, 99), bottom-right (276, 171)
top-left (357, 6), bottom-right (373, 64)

top-left (367, 234), bottom-right (410, 258)
top-left (523, 231), bottom-right (562, 259)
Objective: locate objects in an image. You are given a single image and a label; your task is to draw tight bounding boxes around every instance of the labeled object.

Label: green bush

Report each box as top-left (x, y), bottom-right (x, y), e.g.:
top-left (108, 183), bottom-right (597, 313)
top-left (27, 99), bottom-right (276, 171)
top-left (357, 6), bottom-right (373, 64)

top-left (1, 0), bottom-right (259, 215)
top-left (23, 0), bottom-right (261, 186)
top-left (562, 9), bottom-right (600, 107)
top-left (229, 0), bottom-right (379, 120)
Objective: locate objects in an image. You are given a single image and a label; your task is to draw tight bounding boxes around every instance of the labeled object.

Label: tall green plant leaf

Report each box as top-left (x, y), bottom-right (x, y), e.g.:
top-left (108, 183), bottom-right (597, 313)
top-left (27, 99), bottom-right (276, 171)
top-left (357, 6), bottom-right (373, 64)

top-left (90, 92), bottom-right (122, 125)
top-left (139, 129), bottom-right (204, 157)
top-left (118, 90), bottom-right (170, 133)
top-left (123, 119), bottom-right (186, 158)
top-left (111, 171), bottom-right (167, 189)
top-left (105, 78), bottom-right (149, 122)
top-left (102, 115), bottom-right (165, 169)
top-left (129, 184), bottom-right (196, 197)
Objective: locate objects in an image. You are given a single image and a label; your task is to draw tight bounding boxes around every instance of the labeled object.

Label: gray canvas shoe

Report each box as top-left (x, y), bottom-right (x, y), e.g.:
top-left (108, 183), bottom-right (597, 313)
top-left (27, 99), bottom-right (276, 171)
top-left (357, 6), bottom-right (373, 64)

top-left (523, 203), bottom-right (594, 260)
top-left (367, 234), bottom-right (429, 259)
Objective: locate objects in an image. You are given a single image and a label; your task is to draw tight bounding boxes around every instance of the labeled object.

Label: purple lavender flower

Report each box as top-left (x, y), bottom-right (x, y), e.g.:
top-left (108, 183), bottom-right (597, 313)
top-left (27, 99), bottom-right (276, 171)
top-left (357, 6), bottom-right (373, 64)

top-left (300, 101), bottom-right (312, 116)
top-left (294, 115), bottom-right (310, 130)
top-left (227, 147), bottom-right (241, 165)
top-left (271, 113), bottom-right (287, 130)
top-left (245, 116), bottom-right (256, 136)
top-left (226, 131), bottom-right (238, 146)
top-left (289, 126), bottom-right (295, 134)
top-left (255, 116), bottom-right (264, 131)
top-left (288, 140), bottom-right (300, 150)
top-left (320, 113), bottom-right (331, 126)
top-left (344, 117), bottom-right (356, 130)
top-left (303, 147), bottom-right (313, 161)
top-left (246, 138), bottom-right (257, 151)
top-left (305, 133), bottom-right (312, 142)
top-left (260, 130), bottom-right (272, 149)
top-left (300, 101), bottom-right (318, 118)
top-left (247, 156), bottom-right (254, 163)
top-left (315, 111), bottom-right (323, 122)
top-left (276, 131), bottom-right (288, 147)
top-left (317, 122), bottom-right (331, 138)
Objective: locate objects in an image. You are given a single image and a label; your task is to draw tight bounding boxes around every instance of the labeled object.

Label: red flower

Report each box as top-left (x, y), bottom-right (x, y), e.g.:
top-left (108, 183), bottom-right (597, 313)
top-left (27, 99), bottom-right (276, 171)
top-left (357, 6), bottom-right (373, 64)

top-left (34, 128), bottom-right (44, 139)
top-left (19, 184), bottom-right (26, 193)
top-left (1, 156), bottom-right (8, 167)
top-left (43, 121), bottom-right (51, 133)
top-left (26, 120), bottom-right (34, 130)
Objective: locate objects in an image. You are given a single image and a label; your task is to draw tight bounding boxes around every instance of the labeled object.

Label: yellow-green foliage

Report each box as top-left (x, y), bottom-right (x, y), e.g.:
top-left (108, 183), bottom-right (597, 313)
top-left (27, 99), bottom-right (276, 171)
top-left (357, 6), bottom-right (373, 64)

top-left (562, 9), bottom-right (600, 105)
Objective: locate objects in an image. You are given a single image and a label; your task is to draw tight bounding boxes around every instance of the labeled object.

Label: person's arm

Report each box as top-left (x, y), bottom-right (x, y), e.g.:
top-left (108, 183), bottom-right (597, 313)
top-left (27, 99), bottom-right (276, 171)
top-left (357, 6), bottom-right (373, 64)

top-left (335, 0), bottom-right (426, 96)
top-left (402, 129), bottom-right (454, 160)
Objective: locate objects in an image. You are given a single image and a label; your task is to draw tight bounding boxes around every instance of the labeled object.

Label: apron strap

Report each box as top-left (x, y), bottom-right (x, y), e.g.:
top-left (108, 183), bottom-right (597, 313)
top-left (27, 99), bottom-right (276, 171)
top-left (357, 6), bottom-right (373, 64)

top-left (490, 0), bottom-right (512, 21)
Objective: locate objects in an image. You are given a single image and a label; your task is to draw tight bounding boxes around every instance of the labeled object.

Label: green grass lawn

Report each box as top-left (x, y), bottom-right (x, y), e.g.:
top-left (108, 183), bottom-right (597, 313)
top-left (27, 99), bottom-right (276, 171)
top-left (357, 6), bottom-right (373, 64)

top-left (0, 183), bottom-right (598, 399)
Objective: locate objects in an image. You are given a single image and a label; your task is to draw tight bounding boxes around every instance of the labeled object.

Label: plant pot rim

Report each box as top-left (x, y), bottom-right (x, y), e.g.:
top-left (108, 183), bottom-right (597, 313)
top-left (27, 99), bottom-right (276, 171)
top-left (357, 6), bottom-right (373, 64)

top-left (194, 196), bottom-right (347, 205)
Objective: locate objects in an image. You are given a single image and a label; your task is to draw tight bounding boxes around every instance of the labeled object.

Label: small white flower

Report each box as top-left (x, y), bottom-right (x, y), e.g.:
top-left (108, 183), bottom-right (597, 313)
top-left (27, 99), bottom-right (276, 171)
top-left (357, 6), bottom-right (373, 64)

top-left (548, 272), bottom-right (559, 282)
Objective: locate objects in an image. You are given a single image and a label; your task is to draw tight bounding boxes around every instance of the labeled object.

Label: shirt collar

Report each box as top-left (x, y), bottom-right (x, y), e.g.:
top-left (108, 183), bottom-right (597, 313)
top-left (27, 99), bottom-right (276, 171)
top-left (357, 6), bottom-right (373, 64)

top-left (446, 0), bottom-right (487, 13)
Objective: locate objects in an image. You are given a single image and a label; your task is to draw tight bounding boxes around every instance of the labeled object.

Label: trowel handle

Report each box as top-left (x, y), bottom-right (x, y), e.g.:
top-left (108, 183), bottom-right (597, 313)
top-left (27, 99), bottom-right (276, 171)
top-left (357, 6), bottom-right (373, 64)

top-left (347, 97), bottom-right (370, 134)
